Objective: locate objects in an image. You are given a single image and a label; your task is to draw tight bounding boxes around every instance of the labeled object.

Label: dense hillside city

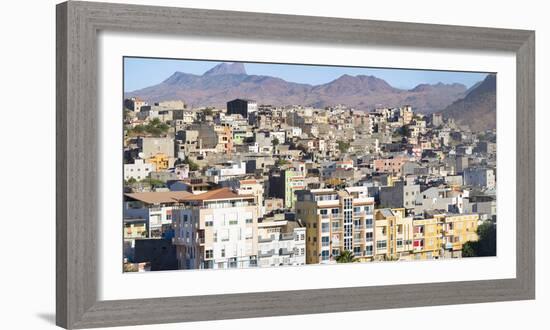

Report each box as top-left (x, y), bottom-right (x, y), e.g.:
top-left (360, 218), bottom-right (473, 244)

top-left (122, 64), bottom-right (497, 272)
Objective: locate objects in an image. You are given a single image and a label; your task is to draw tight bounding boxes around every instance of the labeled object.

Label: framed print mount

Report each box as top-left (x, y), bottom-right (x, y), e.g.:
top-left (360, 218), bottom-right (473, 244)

top-left (56, 1), bottom-right (535, 329)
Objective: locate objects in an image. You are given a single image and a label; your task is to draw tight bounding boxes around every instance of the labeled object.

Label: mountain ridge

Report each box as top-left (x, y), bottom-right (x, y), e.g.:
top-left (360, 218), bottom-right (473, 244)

top-left (126, 62), bottom-right (480, 113)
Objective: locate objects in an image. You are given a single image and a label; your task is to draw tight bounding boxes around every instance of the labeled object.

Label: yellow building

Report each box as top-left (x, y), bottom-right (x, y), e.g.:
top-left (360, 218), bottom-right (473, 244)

top-left (373, 208), bottom-right (414, 261)
top-left (442, 214), bottom-right (479, 258)
top-left (295, 187), bottom-right (375, 264)
top-left (146, 153), bottom-right (170, 171)
top-left (412, 216), bottom-right (444, 260)
top-left (412, 213), bottom-right (479, 260)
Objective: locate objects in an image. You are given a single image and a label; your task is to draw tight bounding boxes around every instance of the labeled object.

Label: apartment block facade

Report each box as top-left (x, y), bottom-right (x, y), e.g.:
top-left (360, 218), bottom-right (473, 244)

top-left (296, 187), bottom-right (375, 264)
top-left (373, 208), bottom-right (414, 261)
top-left (172, 188), bottom-right (259, 270)
top-left (257, 215), bottom-right (306, 267)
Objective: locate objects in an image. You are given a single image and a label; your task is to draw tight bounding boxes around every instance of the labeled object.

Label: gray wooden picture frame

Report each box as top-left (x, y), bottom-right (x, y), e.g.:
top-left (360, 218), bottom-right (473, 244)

top-left (56, 1), bottom-right (535, 328)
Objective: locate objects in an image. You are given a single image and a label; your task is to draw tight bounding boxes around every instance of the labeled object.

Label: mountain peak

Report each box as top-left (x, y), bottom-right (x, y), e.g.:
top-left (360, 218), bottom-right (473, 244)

top-left (203, 62), bottom-right (247, 76)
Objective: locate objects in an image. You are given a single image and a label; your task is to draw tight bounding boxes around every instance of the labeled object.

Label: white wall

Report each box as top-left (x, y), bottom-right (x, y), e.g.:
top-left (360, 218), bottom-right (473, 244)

top-left (0, 0), bottom-right (548, 329)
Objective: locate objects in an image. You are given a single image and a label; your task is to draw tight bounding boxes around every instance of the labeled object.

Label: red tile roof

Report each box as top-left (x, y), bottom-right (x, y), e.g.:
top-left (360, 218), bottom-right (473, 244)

top-left (181, 188), bottom-right (255, 202)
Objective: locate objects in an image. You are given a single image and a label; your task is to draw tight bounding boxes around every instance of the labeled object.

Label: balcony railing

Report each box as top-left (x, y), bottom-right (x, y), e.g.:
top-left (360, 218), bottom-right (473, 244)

top-left (280, 233), bottom-right (294, 241)
top-left (259, 250), bottom-right (275, 257)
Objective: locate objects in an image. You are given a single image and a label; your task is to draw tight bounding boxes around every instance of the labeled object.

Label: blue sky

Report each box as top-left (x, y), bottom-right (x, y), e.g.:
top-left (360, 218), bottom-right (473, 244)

top-left (124, 57), bottom-right (489, 92)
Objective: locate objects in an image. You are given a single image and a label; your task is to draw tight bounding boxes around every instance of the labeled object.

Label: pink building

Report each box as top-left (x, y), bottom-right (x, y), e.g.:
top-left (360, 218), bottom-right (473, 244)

top-left (373, 157), bottom-right (407, 175)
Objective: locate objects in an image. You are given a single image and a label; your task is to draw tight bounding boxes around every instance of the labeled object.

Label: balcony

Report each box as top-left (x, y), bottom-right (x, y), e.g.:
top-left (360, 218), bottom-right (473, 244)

top-left (280, 233), bottom-right (295, 241)
top-left (259, 250), bottom-right (275, 258)
top-left (258, 237), bottom-right (273, 243)
top-left (279, 248), bottom-right (292, 256)
top-left (354, 225), bottom-right (365, 231)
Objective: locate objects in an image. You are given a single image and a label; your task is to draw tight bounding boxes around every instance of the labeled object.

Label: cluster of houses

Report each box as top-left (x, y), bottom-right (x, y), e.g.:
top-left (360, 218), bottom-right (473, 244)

top-left (122, 97), bottom-right (496, 271)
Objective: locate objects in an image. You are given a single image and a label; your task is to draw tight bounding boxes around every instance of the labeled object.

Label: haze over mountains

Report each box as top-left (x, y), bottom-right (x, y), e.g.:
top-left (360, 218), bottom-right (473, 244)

top-left (126, 62), bottom-right (496, 130)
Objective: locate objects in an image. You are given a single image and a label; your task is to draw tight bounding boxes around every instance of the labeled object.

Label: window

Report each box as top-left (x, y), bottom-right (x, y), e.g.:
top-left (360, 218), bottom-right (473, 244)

top-left (221, 249), bottom-right (225, 257)
top-left (332, 248), bottom-right (340, 256)
top-left (331, 208), bottom-right (340, 215)
top-left (413, 239), bottom-right (423, 247)
top-left (205, 250), bottom-right (213, 258)
top-left (229, 220), bottom-right (238, 225)
top-left (245, 218), bottom-right (253, 224)
top-left (321, 223), bottom-right (330, 233)
top-left (365, 245), bottom-right (373, 255)
top-left (365, 218), bottom-right (373, 228)
top-left (353, 246), bottom-right (361, 255)
top-left (205, 221), bottom-right (213, 227)
top-left (397, 239), bottom-right (403, 247)
top-left (321, 236), bottom-right (330, 247)
top-left (377, 240), bottom-right (387, 249)
top-left (321, 250), bottom-right (330, 261)
top-left (366, 232), bottom-right (373, 242)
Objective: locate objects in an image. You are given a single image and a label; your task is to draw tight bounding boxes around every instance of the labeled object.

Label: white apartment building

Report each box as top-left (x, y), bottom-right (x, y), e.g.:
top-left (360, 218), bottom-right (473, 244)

top-left (205, 161), bottom-right (247, 183)
top-left (257, 214), bottom-right (306, 267)
top-left (124, 158), bottom-right (155, 181)
top-left (172, 188), bottom-right (259, 270)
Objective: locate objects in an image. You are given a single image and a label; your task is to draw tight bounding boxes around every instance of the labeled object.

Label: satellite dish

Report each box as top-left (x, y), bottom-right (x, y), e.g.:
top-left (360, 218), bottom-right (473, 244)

top-left (138, 152), bottom-right (145, 159)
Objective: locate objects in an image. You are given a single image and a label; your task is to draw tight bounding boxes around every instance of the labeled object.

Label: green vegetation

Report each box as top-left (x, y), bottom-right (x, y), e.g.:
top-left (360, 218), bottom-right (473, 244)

top-left (462, 221), bottom-right (497, 257)
top-left (147, 177), bottom-right (166, 188)
top-left (335, 250), bottom-right (357, 263)
top-left (123, 263), bottom-right (139, 272)
top-left (393, 125), bottom-right (411, 138)
top-left (272, 137), bottom-right (280, 147)
top-left (275, 158), bottom-right (290, 167)
top-left (183, 157), bottom-right (200, 171)
top-left (127, 118), bottom-right (170, 136)
top-left (336, 140), bottom-right (350, 153)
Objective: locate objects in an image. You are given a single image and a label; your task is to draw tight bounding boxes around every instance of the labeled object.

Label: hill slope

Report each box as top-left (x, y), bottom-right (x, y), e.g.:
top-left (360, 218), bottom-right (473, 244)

top-left (441, 74), bottom-right (496, 131)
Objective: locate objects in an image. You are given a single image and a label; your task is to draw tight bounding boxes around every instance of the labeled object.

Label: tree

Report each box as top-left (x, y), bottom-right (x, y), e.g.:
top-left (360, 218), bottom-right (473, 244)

top-left (272, 137), bottom-right (280, 147)
top-left (183, 157), bottom-right (200, 171)
top-left (462, 221), bottom-right (496, 257)
top-left (336, 140), bottom-right (350, 153)
top-left (335, 250), bottom-right (357, 263)
top-left (203, 108), bottom-right (214, 117)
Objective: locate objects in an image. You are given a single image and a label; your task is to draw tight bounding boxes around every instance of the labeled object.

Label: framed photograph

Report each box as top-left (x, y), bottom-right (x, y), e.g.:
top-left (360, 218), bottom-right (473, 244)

top-left (56, 1), bottom-right (535, 328)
